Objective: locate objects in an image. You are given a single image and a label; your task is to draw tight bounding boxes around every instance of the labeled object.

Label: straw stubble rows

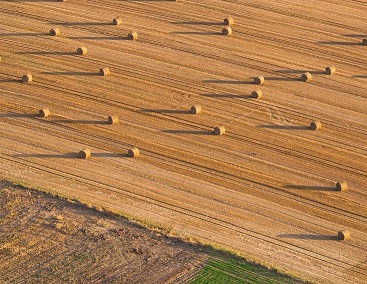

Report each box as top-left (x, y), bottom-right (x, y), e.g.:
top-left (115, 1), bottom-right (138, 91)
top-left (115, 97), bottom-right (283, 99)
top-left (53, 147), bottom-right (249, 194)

top-left (0, 1), bottom-right (366, 283)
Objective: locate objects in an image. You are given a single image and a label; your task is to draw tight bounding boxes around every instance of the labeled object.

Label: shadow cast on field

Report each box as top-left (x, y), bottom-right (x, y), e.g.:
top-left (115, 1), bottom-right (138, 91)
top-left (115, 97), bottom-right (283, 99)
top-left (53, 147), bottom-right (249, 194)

top-left (258, 125), bottom-right (310, 130)
top-left (139, 109), bottom-right (191, 114)
top-left (49, 22), bottom-right (113, 26)
top-left (52, 119), bottom-right (109, 124)
top-left (277, 234), bottom-right (338, 241)
top-left (0, 113), bottom-right (39, 118)
top-left (203, 79), bottom-right (252, 85)
top-left (264, 76), bottom-right (298, 82)
top-left (275, 69), bottom-right (325, 75)
top-left (0, 78), bottom-right (21, 83)
top-left (284, 184), bottom-right (337, 191)
top-left (40, 71), bottom-right (100, 76)
top-left (352, 75), bottom-right (367, 79)
top-left (67, 36), bottom-right (126, 40)
top-left (317, 41), bottom-right (362, 46)
top-left (201, 93), bottom-right (251, 99)
top-left (171, 31), bottom-right (222, 36)
top-left (0, 32), bottom-right (46, 36)
top-left (16, 51), bottom-right (75, 56)
top-left (13, 153), bottom-right (129, 158)
top-left (162, 129), bottom-right (213, 135)
top-left (172, 21), bottom-right (224, 26)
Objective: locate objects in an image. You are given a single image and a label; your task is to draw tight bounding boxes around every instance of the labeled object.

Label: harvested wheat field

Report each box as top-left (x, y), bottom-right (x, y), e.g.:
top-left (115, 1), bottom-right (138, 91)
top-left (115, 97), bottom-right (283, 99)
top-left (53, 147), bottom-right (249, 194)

top-left (0, 1), bottom-right (366, 283)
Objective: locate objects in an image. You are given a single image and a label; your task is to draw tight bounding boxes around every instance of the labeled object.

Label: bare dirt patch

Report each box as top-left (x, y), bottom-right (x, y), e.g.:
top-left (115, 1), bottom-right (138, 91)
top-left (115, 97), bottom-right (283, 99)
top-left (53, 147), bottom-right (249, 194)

top-left (0, 181), bottom-right (206, 283)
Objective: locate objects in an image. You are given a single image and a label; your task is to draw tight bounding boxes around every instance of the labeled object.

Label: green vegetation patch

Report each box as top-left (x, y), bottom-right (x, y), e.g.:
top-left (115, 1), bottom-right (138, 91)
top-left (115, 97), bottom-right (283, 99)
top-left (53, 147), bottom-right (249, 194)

top-left (190, 251), bottom-right (304, 284)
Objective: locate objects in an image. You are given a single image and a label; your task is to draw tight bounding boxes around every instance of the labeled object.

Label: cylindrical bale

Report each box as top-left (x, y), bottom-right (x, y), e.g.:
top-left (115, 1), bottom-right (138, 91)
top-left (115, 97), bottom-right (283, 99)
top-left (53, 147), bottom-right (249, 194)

top-left (222, 27), bottom-right (232, 36)
top-left (325, 66), bottom-right (336, 75)
top-left (337, 230), bottom-right (350, 241)
top-left (76, 47), bottom-right (87, 55)
top-left (362, 38), bottom-right (367, 46)
top-left (301, 72), bottom-right (312, 82)
top-left (223, 16), bottom-right (234, 26)
top-left (251, 89), bottom-right (262, 99)
top-left (39, 108), bottom-right (50, 118)
top-left (254, 76), bottom-right (265, 85)
top-left (107, 115), bottom-right (119, 124)
top-left (128, 147), bottom-right (139, 158)
top-left (50, 28), bottom-right (60, 36)
top-left (214, 126), bottom-right (225, 135)
top-left (100, 67), bottom-right (110, 76)
top-left (127, 31), bottom-right (138, 40)
top-left (113, 17), bottom-right (122, 25)
top-left (22, 74), bottom-right (33, 83)
top-left (336, 181), bottom-right (348, 191)
top-left (309, 120), bottom-right (322, 130)
top-left (191, 105), bottom-right (202, 114)
top-left (79, 148), bottom-right (91, 159)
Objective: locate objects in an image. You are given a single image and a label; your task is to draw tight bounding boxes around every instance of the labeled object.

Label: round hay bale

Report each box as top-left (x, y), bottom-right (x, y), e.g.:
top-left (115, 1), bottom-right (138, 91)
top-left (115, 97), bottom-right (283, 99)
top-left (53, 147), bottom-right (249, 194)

top-left (362, 38), bottom-right (367, 46)
top-left (337, 230), bottom-right (350, 241)
top-left (325, 66), bottom-right (336, 75)
top-left (128, 147), bottom-right (139, 158)
top-left (301, 72), bottom-right (312, 82)
top-left (191, 105), bottom-right (202, 114)
top-left (100, 67), bottom-right (110, 76)
top-left (214, 126), bottom-right (225, 135)
top-left (223, 16), bottom-right (234, 26)
top-left (79, 148), bottom-right (91, 159)
top-left (76, 47), bottom-right (87, 55)
top-left (254, 76), bottom-right (265, 85)
top-left (309, 120), bottom-right (321, 130)
top-left (107, 115), bottom-right (119, 124)
top-left (39, 108), bottom-right (50, 118)
top-left (113, 17), bottom-right (122, 25)
top-left (251, 89), bottom-right (262, 99)
top-left (50, 28), bottom-right (60, 36)
top-left (336, 181), bottom-right (348, 191)
top-left (22, 74), bottom-right (33, 83)
top-left (222, 27), bottom-right (232, 36)
top-left (128, 31), bottom-right (138, 40)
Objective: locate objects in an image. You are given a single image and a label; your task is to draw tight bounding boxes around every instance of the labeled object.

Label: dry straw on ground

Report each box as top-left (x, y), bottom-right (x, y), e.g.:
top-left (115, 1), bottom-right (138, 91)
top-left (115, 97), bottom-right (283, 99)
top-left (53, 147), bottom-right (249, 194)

top-left (336, 181), bottom-right (348, 191)
top-left (100, 67), bottom-right (110, 76)
top-left (79, 148), bottom-right (91, 159)
top-left (251, 90), bottom-right (262, 99)
top-left (128, 31), bottom-right (138, 40)
top-left (50, 28), bottom-right (60, 36)
top-left (337, 230), bottom-right (350, 241)
top-left (223, 16), bottom-right (234, 26)
top-left (107, 115), bottom-right (119, 124)
top-left (309, 121), bottom-right (321, 130)
top-left (191, 105), bottom-right (202, 114)
top-left (214, 126), bottom-right (225, 135)
top-left (22, 74), bottom-right (33, 83)
top-left (77, 47), bottom-right (87, 55)
top-left (301, 72), bottom-right (312, 82)
top-left (222, 27), bottom-right (232, 36)
top-left (113, 17), bottom-right (122, 25)
top-left (128, 147), bottom-right (140, 158)
top-left (254, 76), bottom-right (265, 85)
top-left (325, 66), bottom-right (336, 75)
top-left (39, 109), bottom-right (50, 118)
